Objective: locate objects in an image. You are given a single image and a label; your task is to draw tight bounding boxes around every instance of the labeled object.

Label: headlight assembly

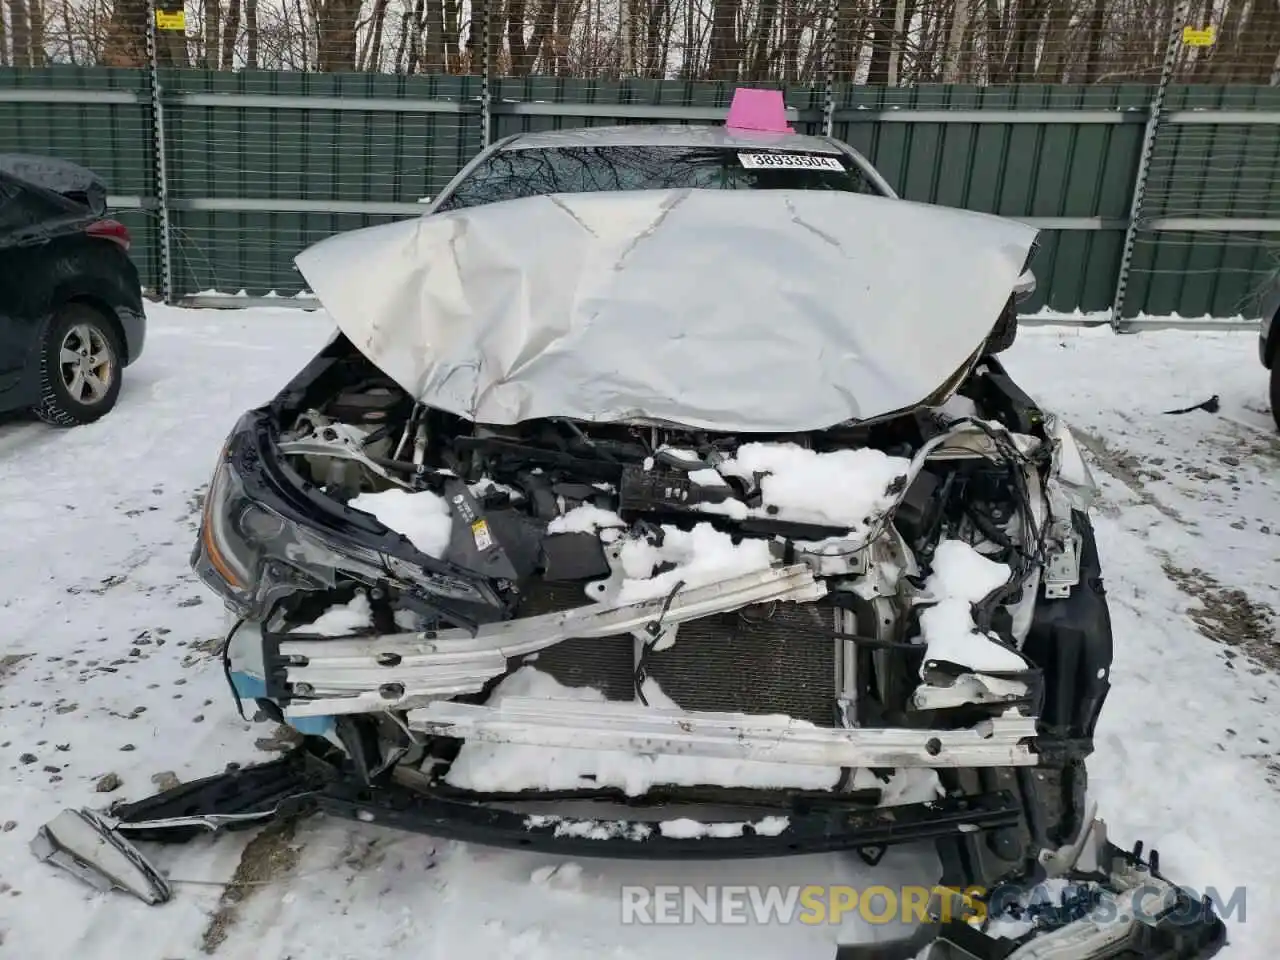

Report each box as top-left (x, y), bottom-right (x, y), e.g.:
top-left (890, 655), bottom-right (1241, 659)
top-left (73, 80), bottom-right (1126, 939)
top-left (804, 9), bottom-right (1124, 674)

top-left (192, 430), bottom-right (349, 617)
top-left (191, 418), bottom-right (494, 621)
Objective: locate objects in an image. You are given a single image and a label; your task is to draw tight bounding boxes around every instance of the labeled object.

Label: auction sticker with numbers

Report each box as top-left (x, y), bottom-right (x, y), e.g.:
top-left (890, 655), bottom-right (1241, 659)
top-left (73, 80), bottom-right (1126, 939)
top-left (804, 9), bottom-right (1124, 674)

top-left (737, 152), bottom-right (846, 171)
top-left (471, 519), bottom-right (494, 551)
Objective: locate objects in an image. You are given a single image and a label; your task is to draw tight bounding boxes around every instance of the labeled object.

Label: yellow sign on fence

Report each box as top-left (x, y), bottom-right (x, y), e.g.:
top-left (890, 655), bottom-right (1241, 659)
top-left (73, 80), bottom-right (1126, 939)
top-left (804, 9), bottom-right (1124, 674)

top-left (155, 9), bottom-right (187, 31)
top-left (1182, 25), bottom-right (1216, 47)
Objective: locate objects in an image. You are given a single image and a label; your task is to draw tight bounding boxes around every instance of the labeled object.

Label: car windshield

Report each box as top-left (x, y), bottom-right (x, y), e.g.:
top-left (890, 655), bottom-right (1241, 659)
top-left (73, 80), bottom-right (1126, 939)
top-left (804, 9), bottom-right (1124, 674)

top-left (436, 144), bottom-right (880, 212)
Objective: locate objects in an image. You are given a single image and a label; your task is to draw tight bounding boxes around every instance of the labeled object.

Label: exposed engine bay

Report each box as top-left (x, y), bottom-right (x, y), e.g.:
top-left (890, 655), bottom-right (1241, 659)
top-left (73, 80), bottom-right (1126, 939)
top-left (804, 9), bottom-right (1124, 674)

top-left (201, 336), bottom-right (1100, 836)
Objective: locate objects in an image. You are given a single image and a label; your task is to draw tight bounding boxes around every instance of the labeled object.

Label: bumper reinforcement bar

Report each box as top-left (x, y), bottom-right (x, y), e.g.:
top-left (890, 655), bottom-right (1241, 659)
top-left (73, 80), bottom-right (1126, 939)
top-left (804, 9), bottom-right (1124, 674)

top-left (276, 563), bottom-right (824, 717)
top-left (407, 698), bottom-right (1039, 768)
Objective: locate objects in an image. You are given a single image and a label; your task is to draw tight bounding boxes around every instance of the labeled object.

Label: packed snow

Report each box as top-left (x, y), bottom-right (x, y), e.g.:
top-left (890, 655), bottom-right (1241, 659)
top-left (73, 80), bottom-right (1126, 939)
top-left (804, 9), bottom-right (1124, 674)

top-left (348, 487), bottom-right (453, 557)
top-left (0, 306), bottom-right (1277, 960)
top-left (657, 816), bottom-right (791, 839)
top-left (525, 816), bottom-right (653, 841)
top-left (613, 522), bottom-right (776, 604)
top-left (546, 504), bottom-right (626, 535)
top-left (701, 443), bottom-right (910, 535)
top-left (292, 591), bottom-right (373, 636)
top-left (918, 540), bottom-right (1029, 673)
top-left (444, 666), bottom-right (843, 794)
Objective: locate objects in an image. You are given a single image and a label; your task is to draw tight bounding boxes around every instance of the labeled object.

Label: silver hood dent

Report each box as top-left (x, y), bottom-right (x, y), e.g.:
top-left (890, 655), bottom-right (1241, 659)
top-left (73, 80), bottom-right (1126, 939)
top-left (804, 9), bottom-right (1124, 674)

top-left (295, 188), bottom-right (1038, 432)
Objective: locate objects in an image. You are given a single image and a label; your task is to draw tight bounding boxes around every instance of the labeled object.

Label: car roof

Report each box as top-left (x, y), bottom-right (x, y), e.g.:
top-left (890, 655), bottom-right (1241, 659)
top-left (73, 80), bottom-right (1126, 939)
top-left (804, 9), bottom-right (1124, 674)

top-left (500, 124), bottom-right (845, 154)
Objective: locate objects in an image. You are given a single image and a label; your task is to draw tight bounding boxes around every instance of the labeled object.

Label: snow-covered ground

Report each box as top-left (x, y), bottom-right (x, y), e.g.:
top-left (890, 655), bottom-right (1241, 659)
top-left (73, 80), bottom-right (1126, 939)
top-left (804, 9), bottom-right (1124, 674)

top-left (0, 306), bottom-right (1277, 959)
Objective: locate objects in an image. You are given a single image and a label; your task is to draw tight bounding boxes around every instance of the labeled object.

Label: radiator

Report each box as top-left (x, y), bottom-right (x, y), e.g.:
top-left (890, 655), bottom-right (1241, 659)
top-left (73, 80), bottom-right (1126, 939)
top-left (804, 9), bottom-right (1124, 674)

top-left (512, 582), bottom-right (838, 727)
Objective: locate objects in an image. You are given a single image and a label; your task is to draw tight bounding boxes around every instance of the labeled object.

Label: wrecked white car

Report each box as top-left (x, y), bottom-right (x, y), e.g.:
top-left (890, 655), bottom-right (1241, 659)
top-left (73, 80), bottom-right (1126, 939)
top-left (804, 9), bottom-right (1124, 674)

top-left (34, 121), bottom-right (1225, 960)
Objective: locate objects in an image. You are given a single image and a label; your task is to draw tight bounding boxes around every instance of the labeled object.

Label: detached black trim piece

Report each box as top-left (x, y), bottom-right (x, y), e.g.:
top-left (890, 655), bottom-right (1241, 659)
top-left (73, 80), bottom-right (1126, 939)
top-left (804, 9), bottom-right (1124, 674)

top-left (314, 783), bottom-right (1022, 860)
top-left (106, 746), bottom-right (1020, 859)
top-left (109, 750), bottom-right (326, 842)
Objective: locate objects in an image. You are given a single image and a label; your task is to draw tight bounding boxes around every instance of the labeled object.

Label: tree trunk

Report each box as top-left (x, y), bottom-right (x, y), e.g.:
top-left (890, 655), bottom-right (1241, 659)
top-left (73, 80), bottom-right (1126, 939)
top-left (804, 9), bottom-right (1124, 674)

top-left (364, 0), bottom-right (391, 69)
top-left (221, 0), bottom-right (241, 69)
top-left (644, 0), bottom-right (669, 76)
top-left (406, 0), bottom-right (424, 71)
top-left (61, 0), bottom-right (78, 64)
top-left (322, 0), bottom-right (361, 70)
top-left (617, 0), bottom-right (632, 75)
top-left (1035, 0), bottom-right (1071, 82)
top-left (781, 0), bottom-right (798, 81)
top-left (943, 0), bottom-right (970, 82)
top-left (421, 0), bottom-right (445, 71)
top-left (866, 0), bottom-right (895, 85)
top-left (393, 9), bottom-right (410, 70)
top-left (443, 0), bottom-right (460, 70)
top-left (28, 0), bottom-right (46, 64)
top-left (525, 0), bottom-right (555, 71)
top-left (552, 0), bottom-right (575, 74)
top-left (1082, 0), bottom-right (1106, 82)
top-left (507, 0), bottom-right (529, 74)
top-left (1008, 0), bottom-right (1046, 81)
top-left (245, 0), bottom-right (258, 66)
top-left (707, 0), bottom-right (739, 80)
top-left (746, 0), bottom-right (778, 80)
top-left (102, 0), bottom-right (143, 67)
top-left (1232, 0), bottom-right (1280, 83)
top-left (202, 0), bottom-right (219, 67)
top-left (9, 0), bottom-right (31, 65)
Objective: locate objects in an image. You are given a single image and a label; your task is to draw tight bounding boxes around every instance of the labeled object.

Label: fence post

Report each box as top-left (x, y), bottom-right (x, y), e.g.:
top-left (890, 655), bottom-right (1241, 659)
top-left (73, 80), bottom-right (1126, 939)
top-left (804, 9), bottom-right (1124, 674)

top-left (1109, 0), bottom-right (1189, 330)
top-left (480, 0), bottom-right (493, 148)
top-left (144, 0), bottom-right (175, 303)
top-left (821, 0), bottom-right (835, 137)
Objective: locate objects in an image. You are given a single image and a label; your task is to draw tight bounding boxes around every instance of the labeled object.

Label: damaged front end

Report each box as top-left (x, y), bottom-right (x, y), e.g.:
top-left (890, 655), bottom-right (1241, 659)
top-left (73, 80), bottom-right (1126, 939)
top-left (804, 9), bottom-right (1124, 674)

top-left (30, 188), bottom-right (1227, 957)
top-left (33, 333), bottom-right (1227, 959)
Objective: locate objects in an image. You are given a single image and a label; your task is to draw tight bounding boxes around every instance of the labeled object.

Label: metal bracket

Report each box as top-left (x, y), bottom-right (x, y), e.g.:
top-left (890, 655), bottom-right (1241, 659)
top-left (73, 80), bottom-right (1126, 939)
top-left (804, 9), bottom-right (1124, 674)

top-left (1043, 524), bottom-right (1082, 600)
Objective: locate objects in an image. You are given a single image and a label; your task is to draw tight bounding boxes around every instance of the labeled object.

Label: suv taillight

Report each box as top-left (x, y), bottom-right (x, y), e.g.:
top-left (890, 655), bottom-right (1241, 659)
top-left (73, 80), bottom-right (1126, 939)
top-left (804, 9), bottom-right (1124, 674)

top-left (85, 218), bottom-right (131, 252)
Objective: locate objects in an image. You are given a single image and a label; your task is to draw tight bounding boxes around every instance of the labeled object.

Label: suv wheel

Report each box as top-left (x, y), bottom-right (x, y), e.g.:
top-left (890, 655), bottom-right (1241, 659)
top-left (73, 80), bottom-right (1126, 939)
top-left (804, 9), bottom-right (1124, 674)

top-left (34, 304), bottom-right (124, 426)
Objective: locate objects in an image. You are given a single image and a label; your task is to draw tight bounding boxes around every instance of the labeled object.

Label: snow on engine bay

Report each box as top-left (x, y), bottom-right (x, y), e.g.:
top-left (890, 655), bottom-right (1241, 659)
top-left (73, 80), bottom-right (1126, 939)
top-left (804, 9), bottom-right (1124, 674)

top-left (302, 438), bottom-right (1031, 685)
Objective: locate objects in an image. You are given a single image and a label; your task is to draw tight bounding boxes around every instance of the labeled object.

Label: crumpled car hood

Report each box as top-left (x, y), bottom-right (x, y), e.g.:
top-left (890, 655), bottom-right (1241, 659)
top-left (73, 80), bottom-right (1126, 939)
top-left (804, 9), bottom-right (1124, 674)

top-left (295, 188), bottom-right (1038, 433)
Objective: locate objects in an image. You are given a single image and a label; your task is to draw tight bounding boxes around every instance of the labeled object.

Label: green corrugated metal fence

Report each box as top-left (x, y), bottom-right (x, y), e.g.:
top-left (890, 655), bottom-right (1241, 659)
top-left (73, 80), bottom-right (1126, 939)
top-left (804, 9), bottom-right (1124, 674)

top-left (1, 67), bottom-right (1277, 319)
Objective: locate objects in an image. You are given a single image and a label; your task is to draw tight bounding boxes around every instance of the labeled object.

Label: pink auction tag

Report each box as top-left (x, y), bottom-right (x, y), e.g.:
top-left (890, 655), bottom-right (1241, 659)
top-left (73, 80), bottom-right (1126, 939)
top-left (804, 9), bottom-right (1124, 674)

top-left (725, 88), bottom-right (795, 133)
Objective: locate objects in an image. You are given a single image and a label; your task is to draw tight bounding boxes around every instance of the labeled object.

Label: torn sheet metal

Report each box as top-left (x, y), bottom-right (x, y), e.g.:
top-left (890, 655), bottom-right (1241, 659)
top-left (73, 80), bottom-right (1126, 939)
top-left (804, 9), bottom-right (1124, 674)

top-left (295, 188), bottom-right (1039, 432)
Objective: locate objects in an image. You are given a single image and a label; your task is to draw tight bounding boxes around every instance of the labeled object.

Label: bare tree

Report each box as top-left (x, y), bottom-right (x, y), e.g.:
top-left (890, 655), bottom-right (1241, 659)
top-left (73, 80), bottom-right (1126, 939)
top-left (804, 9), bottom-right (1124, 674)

top-left (9, 0), bottom-right (32, 65)
top-left (311, 0), bottom-right (361, 69)
top-left (358, 0), bottom-right (389, 67)
top-left (245, 0), bottom-right (259, 65)
top-left (221, 0), bottom-right (241, 68)
top-left (203, 0), bottom-right (220, 65)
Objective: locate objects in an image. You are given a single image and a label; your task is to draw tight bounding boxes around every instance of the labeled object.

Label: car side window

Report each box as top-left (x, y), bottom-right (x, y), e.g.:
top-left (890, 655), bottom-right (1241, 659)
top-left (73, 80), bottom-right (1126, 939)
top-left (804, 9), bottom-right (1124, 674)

top-left (0, 174), bottom-right (81, 239)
